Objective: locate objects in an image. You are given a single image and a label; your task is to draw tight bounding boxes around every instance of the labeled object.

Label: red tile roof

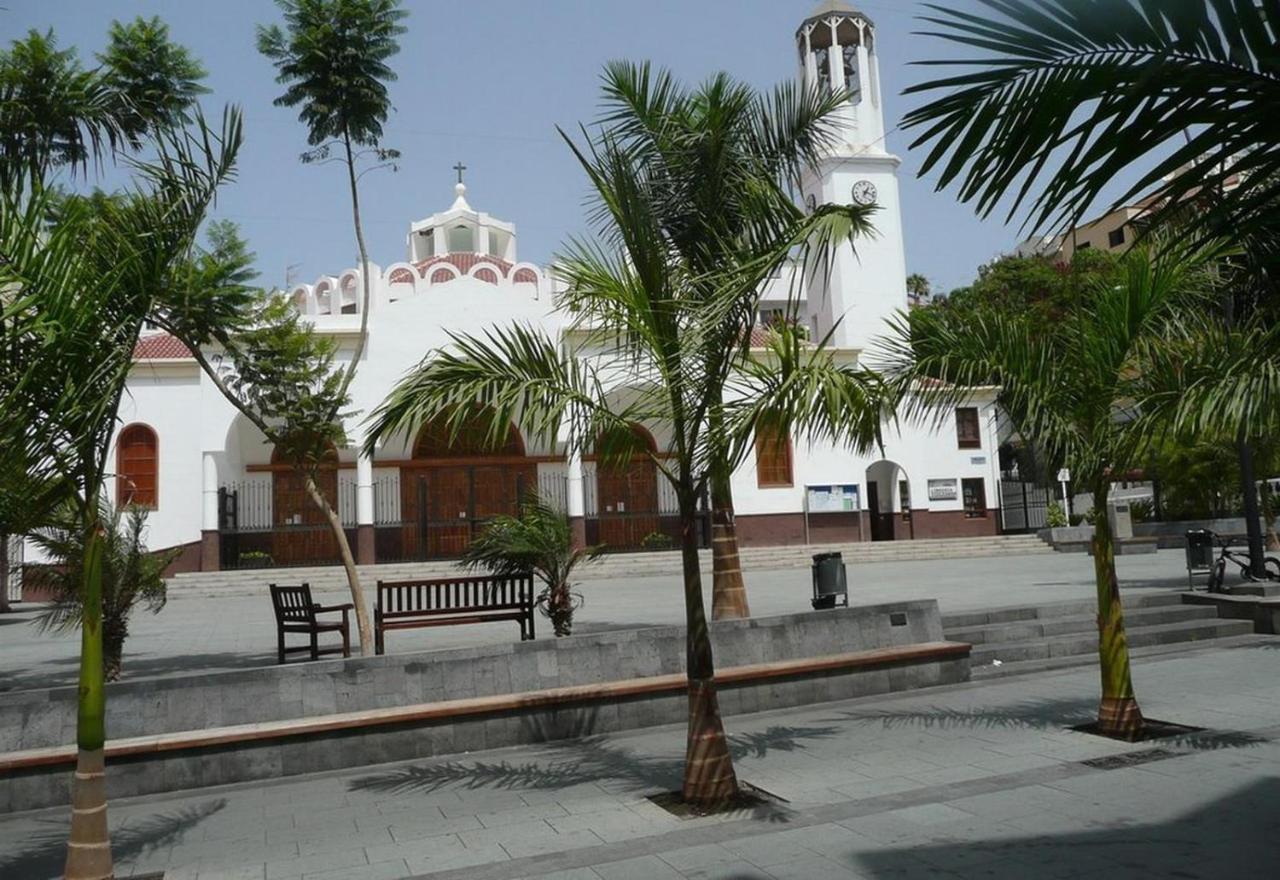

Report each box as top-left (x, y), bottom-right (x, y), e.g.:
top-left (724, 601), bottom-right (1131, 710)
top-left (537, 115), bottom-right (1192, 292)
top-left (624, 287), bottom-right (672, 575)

top-left (132, 333), bottom-right (193, 360)
top-left (415, 252), bottom-right (514, 285)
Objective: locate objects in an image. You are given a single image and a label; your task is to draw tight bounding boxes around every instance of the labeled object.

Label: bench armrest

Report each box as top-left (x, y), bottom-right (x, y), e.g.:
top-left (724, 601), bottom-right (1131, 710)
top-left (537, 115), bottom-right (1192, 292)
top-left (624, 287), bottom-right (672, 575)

top-left (313, 603), bottom-right (354, 613)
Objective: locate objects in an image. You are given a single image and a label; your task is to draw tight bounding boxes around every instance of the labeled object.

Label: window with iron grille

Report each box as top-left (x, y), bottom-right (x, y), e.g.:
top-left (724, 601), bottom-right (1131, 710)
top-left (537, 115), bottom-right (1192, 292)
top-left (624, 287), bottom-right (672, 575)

top-left (962, 478), bottom-right (987, 518)
top-left (755, 424), bottom-right (793, 488)
top-left (1108, 227), bottom-right (1126, 248)
top-left (955, 407), bottom-right (982, 449)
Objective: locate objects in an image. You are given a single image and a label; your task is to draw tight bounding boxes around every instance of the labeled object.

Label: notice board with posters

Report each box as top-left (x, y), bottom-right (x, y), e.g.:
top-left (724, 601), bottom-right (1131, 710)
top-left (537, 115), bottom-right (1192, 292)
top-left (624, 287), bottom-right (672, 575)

top-left (803, 483), bottom-right (861, 542)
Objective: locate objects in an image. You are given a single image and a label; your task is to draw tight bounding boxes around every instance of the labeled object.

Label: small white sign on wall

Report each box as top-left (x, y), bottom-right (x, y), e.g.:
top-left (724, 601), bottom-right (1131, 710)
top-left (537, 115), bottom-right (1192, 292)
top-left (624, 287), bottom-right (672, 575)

top-left (927, 479), bottom-right (958, 501)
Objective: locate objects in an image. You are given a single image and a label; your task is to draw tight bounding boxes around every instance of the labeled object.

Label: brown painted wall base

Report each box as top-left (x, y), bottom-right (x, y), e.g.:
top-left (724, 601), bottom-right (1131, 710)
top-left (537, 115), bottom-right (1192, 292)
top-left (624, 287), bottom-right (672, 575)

top-left (357, 525), bottom-right (376, 566)
top-left (908, 509), bottom-right (1000, 539)
top-left (569, 516), bottom-right (587, 551)
top-left (735, 509), bottom-right (1000, 546)
top-left (735, 512), bottom-right (864, 547)
top-left (200, 530), bottom-right (220, 573)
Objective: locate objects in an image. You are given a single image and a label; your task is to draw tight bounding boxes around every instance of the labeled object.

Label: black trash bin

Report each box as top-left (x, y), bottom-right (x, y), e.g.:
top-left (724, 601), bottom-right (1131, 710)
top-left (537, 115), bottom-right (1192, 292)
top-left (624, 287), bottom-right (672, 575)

top-left (811, 551), bottom-right (848, 610)
top-left (1185, 529), bottom-right (1215, 588)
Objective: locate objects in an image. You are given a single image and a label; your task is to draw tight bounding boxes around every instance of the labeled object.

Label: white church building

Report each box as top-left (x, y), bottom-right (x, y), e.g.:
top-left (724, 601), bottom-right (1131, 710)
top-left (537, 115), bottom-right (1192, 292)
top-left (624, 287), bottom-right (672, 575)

top-left (111, 2), bottom-right (1002, 574)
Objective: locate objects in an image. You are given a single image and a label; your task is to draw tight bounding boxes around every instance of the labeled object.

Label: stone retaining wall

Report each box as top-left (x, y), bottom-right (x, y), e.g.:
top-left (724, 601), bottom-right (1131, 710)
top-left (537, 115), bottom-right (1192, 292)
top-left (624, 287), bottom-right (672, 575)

top-left (0, 601), bottom-right (967, 812)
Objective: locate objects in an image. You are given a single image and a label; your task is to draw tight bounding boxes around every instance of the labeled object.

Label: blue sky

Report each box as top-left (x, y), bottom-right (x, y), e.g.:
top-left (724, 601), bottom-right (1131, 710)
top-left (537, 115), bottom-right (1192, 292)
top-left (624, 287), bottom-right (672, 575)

top-left (5, 0), bottom-right (1156, 295)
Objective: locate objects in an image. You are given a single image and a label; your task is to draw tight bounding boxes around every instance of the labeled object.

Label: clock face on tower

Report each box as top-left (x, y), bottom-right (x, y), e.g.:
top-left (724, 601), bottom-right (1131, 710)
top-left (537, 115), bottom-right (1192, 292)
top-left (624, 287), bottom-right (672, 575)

top-left (851, 180), bottom-right (877, 206)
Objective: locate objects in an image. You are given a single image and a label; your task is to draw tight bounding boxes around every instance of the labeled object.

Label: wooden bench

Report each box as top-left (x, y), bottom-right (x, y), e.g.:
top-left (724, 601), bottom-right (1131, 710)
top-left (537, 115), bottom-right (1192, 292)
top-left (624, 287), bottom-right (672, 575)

top-left (269, 583), bottom-right (353, 664)
top-left (375, 573), bottom-right (535, 654)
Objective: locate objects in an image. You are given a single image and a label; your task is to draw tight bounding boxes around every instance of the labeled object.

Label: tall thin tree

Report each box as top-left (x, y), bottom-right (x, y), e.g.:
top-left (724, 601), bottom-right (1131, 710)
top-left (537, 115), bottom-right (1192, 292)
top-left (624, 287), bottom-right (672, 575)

top-left (257, 0), bottom-right (407, 653)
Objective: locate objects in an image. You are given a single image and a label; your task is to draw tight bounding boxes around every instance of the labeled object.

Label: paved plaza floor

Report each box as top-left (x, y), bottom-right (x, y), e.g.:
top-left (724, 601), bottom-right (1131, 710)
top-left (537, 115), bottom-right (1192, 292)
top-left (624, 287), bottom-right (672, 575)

top-left (1, 640), bottom-right (1277, 879)
top-left (1, 549), bottom-right (1196, 691)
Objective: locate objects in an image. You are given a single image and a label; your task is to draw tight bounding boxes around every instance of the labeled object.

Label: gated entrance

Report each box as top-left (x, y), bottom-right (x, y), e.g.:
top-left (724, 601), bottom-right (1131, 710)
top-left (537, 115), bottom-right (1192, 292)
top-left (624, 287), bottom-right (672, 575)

top-left (999, 479), bottom-right (1052, 533)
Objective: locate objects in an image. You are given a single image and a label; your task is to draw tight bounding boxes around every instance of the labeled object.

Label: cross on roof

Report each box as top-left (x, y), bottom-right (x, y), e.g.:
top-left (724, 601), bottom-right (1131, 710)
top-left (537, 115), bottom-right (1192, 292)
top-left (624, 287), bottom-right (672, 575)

top-left (453, 161), bottom-right (467, 184)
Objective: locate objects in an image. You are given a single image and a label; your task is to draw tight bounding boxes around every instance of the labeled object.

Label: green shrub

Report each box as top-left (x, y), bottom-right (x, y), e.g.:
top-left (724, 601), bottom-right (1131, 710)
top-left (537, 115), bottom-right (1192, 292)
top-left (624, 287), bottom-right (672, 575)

top-left (1128, 499), bottom-right (1154, 523)
top-left (1046, 501), bottom-right (1067, 528)
top-left (238, 551), bottom-right (274, 568)
top-left (640, 531), bottom-right (674, 551)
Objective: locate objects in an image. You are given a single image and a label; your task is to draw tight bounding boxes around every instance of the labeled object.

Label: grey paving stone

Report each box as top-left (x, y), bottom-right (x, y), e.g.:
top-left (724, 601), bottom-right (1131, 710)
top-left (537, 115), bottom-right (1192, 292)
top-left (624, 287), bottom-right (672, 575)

top-left (589, 854), bottom-right (685, 880)
top-left (681, 861), bottom-right (775, 880)
top-left (264, 849), bottom-right (368, 879)
top-left (302, 858), bottom-right (408, 880)
top-left (499, 828), bottom-right (606, 859)
top-left (655, 843), bottom-right (741, 872)
top-left (403, 841), bottom-right (510, 874)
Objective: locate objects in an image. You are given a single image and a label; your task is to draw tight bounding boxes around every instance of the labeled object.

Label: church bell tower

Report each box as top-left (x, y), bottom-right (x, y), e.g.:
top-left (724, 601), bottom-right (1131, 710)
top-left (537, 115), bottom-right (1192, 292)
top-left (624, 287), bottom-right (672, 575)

top-left (796, 1), bottom-right (909, 354)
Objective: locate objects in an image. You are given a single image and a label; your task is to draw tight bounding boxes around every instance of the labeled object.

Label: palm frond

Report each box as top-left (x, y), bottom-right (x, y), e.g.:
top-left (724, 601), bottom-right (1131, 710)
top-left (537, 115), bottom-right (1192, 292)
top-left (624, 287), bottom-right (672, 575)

top-left (904, 0), bottom-right (1280, 241)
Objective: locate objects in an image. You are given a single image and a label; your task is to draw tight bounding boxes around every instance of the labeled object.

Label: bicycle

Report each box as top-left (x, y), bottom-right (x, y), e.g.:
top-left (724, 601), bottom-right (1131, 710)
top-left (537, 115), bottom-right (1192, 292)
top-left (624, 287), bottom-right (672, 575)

top-left (1205, 533), bottom-right (1280, 592)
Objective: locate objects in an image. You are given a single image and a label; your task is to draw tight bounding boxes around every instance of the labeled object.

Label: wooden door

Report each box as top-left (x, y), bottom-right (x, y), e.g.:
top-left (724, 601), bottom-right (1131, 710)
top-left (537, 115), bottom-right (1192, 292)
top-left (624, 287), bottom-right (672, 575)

top-left (597, 460), bottom-right (659, 549)
top-left (427, 467), bottom-right (472, 557)
top-left (867, 482), bottom-right (895, 542)
top-left (272, 468), bottom-right (339, 565)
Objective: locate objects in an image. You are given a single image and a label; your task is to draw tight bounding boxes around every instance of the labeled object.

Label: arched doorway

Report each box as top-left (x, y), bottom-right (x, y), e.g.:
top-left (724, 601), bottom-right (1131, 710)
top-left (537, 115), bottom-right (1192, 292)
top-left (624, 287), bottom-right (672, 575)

top-left (865, 459), bottom-right (912, 542)
top-left (271, 442), bottom-right (341, 565)
top-left (400, 407), bottom-right (535, 558)
top-left (590, 424), bottom-right (661, 550)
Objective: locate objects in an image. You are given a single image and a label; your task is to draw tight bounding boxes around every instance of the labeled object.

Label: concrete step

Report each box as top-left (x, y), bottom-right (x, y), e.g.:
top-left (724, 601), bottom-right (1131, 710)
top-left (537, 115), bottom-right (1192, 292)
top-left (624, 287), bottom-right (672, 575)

top-left (945, 603), bottom-right (1218, 646)
top-left (969, 617), bottom-right (1255, 667)
top-left (169, 534), bottom-right (1053, 595)
top-left (971, 633), bottom-right (1277, 679)
top-left (941, 591), bottom-right (1184, 631)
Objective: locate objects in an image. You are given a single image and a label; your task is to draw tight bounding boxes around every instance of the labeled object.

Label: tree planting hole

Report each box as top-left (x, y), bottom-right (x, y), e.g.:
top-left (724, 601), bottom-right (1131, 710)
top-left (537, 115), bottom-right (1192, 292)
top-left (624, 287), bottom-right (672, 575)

top-left (1071, 718), bottom-right (1205, 744)
top-left (647, 781), bottom-right (786, 818)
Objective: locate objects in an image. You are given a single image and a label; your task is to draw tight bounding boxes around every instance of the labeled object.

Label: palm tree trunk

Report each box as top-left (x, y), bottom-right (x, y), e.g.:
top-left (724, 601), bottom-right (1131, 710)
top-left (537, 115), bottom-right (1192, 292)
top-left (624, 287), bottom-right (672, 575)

top-left (65, 520), bottom-right (113, 880)
top-left (303, 475), bottom-right (373, 656)
top-left (709, 465), bottom-right (749, 621)
top-left (0, 532), bottom-right (11, 614)
top-left (1090, 484), bottom-right (1143, 740)
top-left (678, 478), bottom-right (739, 803)
top-left (1237, 437), bottom-right (1267, 577)
top-left (1258, 481), bottom-right (1279, 552)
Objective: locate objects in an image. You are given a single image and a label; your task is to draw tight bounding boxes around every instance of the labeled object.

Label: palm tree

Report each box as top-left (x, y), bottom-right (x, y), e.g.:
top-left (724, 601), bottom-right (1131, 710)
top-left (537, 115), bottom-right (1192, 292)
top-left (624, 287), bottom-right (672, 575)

top-left (256, 0), bottom-right (407, 654)
top-left (881, 242), bottom-right (1218, 739)
top-left (0, 111), bottom-right (241, 879)
top-left (906, 273), bottom-right (931, 305)
top-left (584, 61), bottom-right (876, 620)
top-left (366, 65), bottom-right (880, 803)
top-left (900, 0), bottom-right (1280, 576)
top-left (31, 501), bottom-right (175, 681)
top-left (461, 494), bottom-right (602, 637)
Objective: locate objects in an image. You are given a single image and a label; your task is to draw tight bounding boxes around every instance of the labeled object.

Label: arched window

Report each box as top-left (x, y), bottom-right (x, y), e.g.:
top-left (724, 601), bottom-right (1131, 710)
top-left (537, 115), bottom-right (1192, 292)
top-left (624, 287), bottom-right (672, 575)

top-left (117, 424), bottom-right (159, 508)
top-left (755, 422), bottom-right (793, 488)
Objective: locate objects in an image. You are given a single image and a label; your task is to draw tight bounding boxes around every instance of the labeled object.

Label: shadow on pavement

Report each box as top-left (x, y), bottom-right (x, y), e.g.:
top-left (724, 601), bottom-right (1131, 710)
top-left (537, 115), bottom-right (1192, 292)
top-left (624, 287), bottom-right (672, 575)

top-left (0, 798), bottom-right (226, 880)
top-left (347, 713), bottom-right (838, 822)
top-left (824, 695), bottom-right (1271, 752)
top-left (851, 779), bottom-right (1280, 879)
